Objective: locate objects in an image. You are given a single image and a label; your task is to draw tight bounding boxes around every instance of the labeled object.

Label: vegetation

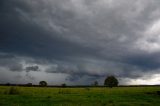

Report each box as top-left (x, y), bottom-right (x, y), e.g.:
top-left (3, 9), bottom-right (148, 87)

top-left (61, 83), bottom-right (67, 87)
top-left (26, 83), bottom-right (32, 87)
top-left (104, 76), bottom-right (118, 88)
top-left (94, 81), bottom-right (98, 86)
top-left (39, 81), bottom-right (47, 87)
top-left (4, 87), bottom-right (20, 95)
top-left (0, 86), bottom-right (160, 106)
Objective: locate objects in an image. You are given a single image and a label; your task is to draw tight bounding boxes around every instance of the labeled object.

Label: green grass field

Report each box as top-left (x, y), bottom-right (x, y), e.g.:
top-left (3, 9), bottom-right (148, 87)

top-left (0, 86), bottom-right (160, 106)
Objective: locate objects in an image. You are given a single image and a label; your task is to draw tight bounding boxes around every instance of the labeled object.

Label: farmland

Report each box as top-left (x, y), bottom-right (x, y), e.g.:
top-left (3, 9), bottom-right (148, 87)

top-left (0, 86), bottom-right (160, 106)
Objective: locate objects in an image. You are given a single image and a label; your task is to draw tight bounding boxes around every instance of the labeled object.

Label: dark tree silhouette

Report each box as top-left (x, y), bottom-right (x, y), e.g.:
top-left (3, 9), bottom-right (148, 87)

top-left (61, 83), bottom-right (66, 87)
top-left (6, 83), bottom-right (10, 86)
top-left (39, 81), bottom-right (47, 87)
top-left (26, 83), bottom-right (32, 87)
top-left (94, 81), bottom-right (98, 86)
top-left (104, 76), bottom-right (118, 88)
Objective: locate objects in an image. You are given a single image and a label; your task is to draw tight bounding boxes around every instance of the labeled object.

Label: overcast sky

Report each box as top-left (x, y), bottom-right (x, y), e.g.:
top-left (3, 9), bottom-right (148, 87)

top-left (1, 0), bottom-right (160, 85)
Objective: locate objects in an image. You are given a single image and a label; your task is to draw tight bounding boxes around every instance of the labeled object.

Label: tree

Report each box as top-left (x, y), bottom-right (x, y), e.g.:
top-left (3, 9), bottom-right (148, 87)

top-left (39, 81), bottom-right (47, 87)
top-left (6, 83), bottom-right (10, 86)
top-left (26, 83), bottom-right (32, 87)
top-left (104, 76), bottom-right (118, 88)
top-left (61, 83), bottom-right (66, 87)
top-left (94, 81), bottom-right (98, 86)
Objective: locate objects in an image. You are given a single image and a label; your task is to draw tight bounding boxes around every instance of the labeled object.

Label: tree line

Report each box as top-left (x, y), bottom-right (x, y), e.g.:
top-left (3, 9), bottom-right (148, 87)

top-left (3, 76), bottom-right (119, 88)
top-left (39, 75), bottom-right (118, 88)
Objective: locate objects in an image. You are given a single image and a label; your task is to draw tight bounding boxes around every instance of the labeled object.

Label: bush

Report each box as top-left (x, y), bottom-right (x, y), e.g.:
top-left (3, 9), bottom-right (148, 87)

top-left (157, 91), bottom-right (160, 95)
top-left (4, 87), bottom-right (20, 95)
top-left (85, 87), bottom-right (90, 91)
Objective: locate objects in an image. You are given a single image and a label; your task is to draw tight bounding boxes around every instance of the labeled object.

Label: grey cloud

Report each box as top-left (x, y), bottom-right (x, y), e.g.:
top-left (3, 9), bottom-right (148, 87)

top-left (0, 53), bottom-right (23, 72)
top-left (124, 51), bottom-right (160, 70)
top-left (25, 66), bottom-right (39, 72)
top-left (9, 64), bottom-right (23, 72)
top-left (45, 61), bottom-right (106, 82)
top-left (0, 0), bottom-right (99, 61)
top-left (25, 72), bottom-right (35, 81)
top-left (45, 60), bottom-right (135, 82)
top-left (1, 0), bottom-right (160, 85)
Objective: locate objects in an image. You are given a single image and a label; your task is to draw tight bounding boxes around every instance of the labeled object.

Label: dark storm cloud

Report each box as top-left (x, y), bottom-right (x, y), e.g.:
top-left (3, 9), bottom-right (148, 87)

top-left (124, 52), bottom-right (160, 70)
top-left (0, 53), bottom-right (23, 72)
top-left (0, 0), bottom-right (98, 61)
top-left (46, 63), bottom-right (106, 82)
top-left (25, 65), bottom-right (39, 72)
top-left (1, 0), bottom-right (160, 85)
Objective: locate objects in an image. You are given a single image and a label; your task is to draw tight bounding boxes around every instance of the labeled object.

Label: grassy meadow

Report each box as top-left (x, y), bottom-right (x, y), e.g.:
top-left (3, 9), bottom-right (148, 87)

top-left (0, 86), bottom-right (160, 106)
